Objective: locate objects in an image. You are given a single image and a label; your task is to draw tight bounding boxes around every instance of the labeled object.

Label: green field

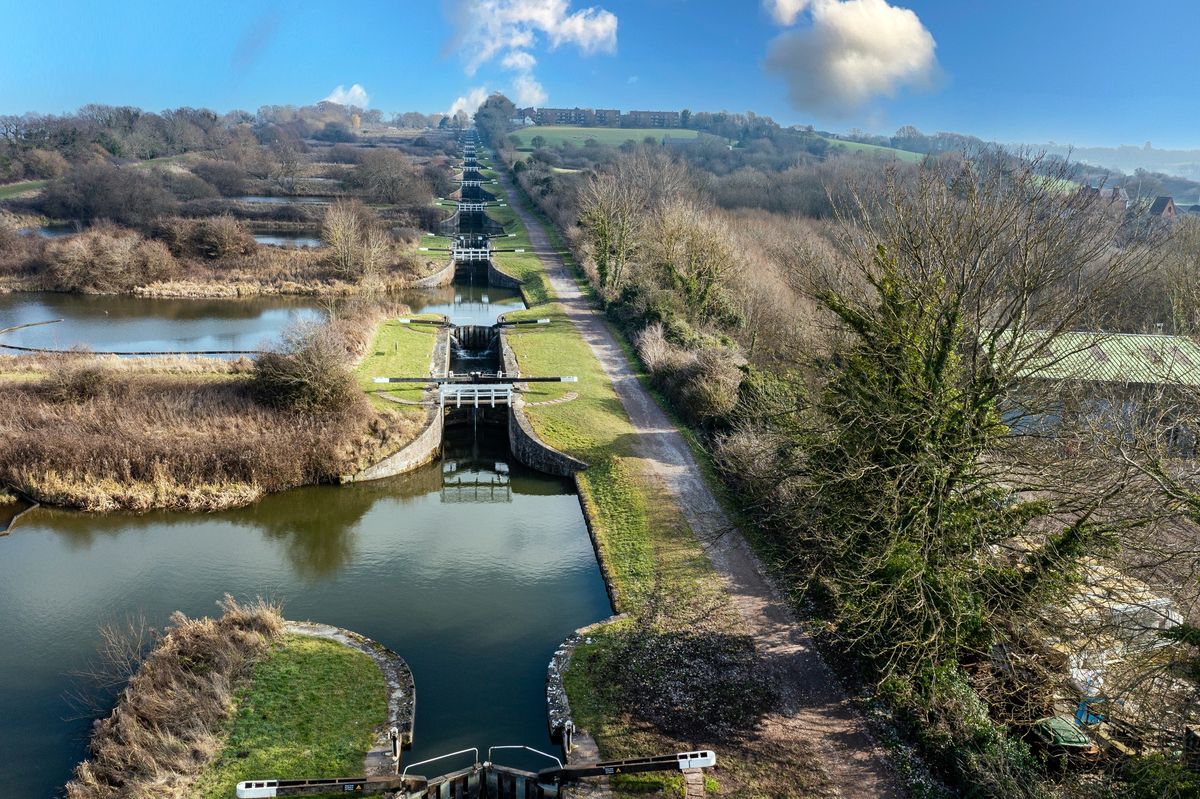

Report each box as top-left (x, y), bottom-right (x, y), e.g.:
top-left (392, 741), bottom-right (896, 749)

top-left (819, 136), bottom-right (924, 162)
top-left (511, 125), bottom-right (699, 149)
top-left (0, 179), bottom-right (48, 199)
top-left (194, 635), bottom-right (387, 799)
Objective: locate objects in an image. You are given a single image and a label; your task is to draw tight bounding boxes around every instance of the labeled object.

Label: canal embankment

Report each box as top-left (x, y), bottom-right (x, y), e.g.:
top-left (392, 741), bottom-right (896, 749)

top-left (486, 152), bottom-right (900, 797)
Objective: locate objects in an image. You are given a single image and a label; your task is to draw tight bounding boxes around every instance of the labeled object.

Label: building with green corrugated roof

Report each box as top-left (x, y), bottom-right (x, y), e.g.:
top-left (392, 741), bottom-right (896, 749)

top-left (1018, 332), bottom-right (1200, 387)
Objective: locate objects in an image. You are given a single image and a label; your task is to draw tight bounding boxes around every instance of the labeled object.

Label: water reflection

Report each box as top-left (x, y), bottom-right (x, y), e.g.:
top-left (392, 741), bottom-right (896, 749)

top-left (0, 293), bottom-right (324, 355)
top-left (397, 281), bottom-right (524, 327)
top-left (0, 423), bottom-right (609, 797)
top-left (252, 231), bottom-right (325, 248)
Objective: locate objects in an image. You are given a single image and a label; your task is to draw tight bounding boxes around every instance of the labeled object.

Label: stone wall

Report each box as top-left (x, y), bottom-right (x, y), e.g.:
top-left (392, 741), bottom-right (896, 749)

top-left (487, 258), bottom-right (524, 290)
top-left (410, 258), bottom-right (455, 288)
top-left (508, 398), bottom-right (587, 477)
top-left (499, 329), bottom-right (588, 477)
top-left (344, 408), bottom-right (443, 483)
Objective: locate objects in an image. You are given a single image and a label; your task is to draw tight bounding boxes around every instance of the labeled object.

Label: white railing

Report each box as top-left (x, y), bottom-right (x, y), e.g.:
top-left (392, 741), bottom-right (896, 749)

top-left (440, 384), bottom-right (513, 409)
top-left (453, 247), bottom-right (490, 262)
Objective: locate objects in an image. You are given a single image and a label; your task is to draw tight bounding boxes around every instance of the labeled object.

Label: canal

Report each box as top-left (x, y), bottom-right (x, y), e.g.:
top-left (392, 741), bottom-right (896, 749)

top-left (0, 275), bottom-right (610, 795)
top-left (0, 292), bottom-right (325, 355)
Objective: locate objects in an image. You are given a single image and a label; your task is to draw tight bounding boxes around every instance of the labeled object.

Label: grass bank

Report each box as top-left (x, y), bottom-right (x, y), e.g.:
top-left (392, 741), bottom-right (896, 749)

top-left (819, 136), bottom-right (923, 162)
top-left (193, 634), bottom-right (387, 799)
top-left (487, 156), bottom-right (820, 797)
top-left (0, 178), bottom-right (49, 199)
top-left (355, 313), bottom-right (444, 410)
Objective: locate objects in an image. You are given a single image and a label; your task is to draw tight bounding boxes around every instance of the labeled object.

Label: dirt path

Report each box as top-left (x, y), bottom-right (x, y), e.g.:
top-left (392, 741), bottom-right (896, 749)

top-left (499, 173), bottom-right (903, 799)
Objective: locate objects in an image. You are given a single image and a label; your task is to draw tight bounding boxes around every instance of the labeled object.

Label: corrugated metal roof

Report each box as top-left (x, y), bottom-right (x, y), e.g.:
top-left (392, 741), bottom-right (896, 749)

top-left (1016, 331), bottom-right (1200, 387)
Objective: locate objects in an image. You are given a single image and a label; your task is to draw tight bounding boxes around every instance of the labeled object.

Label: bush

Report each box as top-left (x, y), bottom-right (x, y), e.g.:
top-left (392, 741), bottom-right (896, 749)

top-left (43, 228), bottom-right (178, 292)
top-left (190, 215), bottom-right (256, 259)
top-left (882, 669), bottom-right (1046, 799)
top-left (41, 359), bottom-right (126, 402)
top-left (41, 163), bottom-right (177, 226)
top-left (160, 170), bottom-right (218, 201)
top-left (250, 323), bottom-right (360, 412)
top-left (191, 160), bottom-right (249, 196)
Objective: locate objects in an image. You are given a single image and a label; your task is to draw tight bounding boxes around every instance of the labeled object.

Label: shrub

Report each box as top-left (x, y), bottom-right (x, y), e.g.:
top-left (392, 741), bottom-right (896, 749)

top-left (40, 359), bottom-right (126, 403)
top-left (672, 347), bottom-right (744, 424)
top-left (41, 163), bottom-right (177, 226)
top-left (191, 160), bottom-right (249, 196)
top-left (882, 669), bottom-right (1046, 799)
top-left (43, 228), bottom-right (178, 292)
top-left (190, 215), bottom-right (256, 259)
top-left (24, 148), bottom-right (70, 179)
top-left (160, 170), bottom-right (218, 201)
top-left (250, 323), bottom-right (360, 412)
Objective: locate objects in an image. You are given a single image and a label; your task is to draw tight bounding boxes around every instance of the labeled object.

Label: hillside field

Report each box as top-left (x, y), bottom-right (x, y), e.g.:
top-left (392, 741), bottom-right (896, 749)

top-left (512, 125), bottom-right (699, 148)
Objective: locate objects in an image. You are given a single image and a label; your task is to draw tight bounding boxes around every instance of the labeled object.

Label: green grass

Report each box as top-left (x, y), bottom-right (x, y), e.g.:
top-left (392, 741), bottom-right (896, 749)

top-left (355, 315), bottom-right (443, 412)
top-left (819, 136), bottom-right (924, 162)
top-left (488, 163), bottom-right (719, 613)
top-left (194, 634), bottom-right (387, 799)
top-left (0, 179), bottom-right (47, 199)
top-left (510, 125), bottom-right (698, 149)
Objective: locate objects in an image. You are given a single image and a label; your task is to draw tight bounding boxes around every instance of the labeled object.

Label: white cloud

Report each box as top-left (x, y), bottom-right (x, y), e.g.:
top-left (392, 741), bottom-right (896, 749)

top-left (322, 83), bottom-right (369, 108)
top-left (513, 73), bottom-right (549, 106)
top-left (448, 86), bottom-right (489, 117)
top-left (763, 0), bottom-right (812, 26)
top-left (449, 0), bottom-right (618, 107)
top-left (501, 50), bottom-right (538, 71)
top-left (764, 0), bottom-right (937, 116)
top-left (627, 75), bottom-right (639, 84)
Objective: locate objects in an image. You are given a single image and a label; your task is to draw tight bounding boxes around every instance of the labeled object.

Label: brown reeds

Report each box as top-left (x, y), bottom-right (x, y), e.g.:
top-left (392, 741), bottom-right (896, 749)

top-left (65, 597), bottom-right (285, 799)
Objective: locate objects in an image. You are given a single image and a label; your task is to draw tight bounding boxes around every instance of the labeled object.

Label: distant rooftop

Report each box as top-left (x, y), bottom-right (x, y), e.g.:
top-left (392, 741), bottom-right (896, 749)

top-left (1017, 331), bottom-right (1200, 386)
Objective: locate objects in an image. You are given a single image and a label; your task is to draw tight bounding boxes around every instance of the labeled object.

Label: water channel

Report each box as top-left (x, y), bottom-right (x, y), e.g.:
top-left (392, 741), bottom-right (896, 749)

top-left (0, 292), bottom-right (324, 355)
top-left (0, 272), bottom-right (610, 797)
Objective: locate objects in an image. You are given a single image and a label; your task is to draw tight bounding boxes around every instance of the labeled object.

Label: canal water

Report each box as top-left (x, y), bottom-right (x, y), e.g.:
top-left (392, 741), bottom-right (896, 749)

top-left (0, 293), bottom-right (324, 355)
top-left (252, 230), bottom-right (325, 248)
top-left (0, 276), bottom-right (611, 796)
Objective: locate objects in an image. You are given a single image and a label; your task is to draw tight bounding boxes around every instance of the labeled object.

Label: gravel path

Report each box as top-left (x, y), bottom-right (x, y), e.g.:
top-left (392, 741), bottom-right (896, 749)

top-left (499, 172), bottom-right (903, 799)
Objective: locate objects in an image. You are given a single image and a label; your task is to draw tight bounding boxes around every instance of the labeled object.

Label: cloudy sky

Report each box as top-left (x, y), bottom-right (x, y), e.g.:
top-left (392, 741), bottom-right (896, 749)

top-left (2, 0), bottom-right (1198, 148)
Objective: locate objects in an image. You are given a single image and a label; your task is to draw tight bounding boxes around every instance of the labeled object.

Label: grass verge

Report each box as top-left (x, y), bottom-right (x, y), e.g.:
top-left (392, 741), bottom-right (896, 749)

top-left (193, 634), bottom-right (387, 799)
top-left (355, 313), bottom-right (443, 411)
top-left (487, 153), bottom-right (823, 796)
top-left (0, 179), bottom-right (49, 199)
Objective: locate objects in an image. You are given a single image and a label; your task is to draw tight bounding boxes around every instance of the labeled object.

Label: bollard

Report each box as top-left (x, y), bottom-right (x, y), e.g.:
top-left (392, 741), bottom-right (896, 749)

top-left (563, 721), bottom-right (575, 755)
top-left (390, 727), bottom-right (401, 772)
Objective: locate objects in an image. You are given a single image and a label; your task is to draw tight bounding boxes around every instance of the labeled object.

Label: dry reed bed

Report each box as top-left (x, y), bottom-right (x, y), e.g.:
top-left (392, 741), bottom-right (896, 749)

top-left (0, 361), bottom-right (417, 511)
top-left (65, 597), bottom-right (285, 799)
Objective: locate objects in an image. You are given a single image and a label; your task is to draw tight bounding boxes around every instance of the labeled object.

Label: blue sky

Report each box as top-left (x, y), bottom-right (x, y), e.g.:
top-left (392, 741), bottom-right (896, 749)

top-left (1, 0), bottom-right (1198, 149)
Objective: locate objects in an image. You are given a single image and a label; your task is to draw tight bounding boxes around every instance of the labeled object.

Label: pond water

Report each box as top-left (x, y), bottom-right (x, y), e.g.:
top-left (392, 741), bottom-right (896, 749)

top-left (0, 427), bottom-right (610, 797)
top-left (252, 230), bottom-right (326, 248)
top-left (0, 293), bottom-right (324, 355)
top-left (19, 223), bottom-right (79, 238)
top-left (0, 270), bottom-right (611, 797)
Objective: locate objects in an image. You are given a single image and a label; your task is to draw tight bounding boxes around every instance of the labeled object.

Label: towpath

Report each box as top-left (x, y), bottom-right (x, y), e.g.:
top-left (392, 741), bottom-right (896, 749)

top-left (497, 171), bottom-right (903, 799)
